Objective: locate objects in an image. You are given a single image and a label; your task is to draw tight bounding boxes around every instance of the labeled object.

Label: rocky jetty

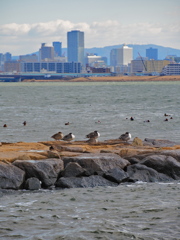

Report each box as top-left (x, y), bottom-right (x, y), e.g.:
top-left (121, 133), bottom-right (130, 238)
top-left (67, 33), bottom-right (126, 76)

top-left (0, 138), bottom-right (180, 190)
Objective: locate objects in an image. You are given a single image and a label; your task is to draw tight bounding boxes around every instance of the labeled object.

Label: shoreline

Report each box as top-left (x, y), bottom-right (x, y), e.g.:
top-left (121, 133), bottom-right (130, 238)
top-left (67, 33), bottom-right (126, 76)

top-left (0, 138), bottom-right (180, 190)
top-left (21, 75), bottom-right (180, 82)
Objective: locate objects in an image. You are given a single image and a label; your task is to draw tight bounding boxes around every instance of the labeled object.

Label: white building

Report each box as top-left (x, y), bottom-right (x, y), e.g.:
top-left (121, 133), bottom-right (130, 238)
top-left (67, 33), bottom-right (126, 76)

top-left (110, 44), bottom-right (133, 73)
top-left (161, 64), bottom-right (180, 75)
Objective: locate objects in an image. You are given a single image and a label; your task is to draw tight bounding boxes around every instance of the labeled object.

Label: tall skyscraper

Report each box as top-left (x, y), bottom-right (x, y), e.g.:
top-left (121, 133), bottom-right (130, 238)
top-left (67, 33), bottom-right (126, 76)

top-left (146, 47), bottom-right (158, 60)
top-left (53, 42), bottom-right (62, 57)
top-left (67, 30), bottom-right (84, 65)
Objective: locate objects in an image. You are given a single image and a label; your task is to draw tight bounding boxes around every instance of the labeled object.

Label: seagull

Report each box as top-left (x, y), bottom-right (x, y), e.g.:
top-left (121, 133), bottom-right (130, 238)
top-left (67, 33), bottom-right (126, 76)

top-left (86, 130), bottom-right (100, 139)
top-left (62, 133), bottom-right (75, 141)
top-left (119, 132), bottom-right (131, 142)
top-left (51, 132), bottom-right (64, 140)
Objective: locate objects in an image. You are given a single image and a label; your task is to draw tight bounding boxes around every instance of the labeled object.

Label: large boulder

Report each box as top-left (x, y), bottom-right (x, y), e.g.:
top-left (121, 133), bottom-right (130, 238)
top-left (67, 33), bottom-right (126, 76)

top-left (61, 162), bottom-right (86, 177)
top-left (127, 164), bottom-right (173, 182)
top-left (0, 162), bottom-right (25, 189)
top-left (13, 159), bottom-right (64, 188)
top-left (140, 155), bottom-right (180, 180)
top-left (158, 150), bottom-right (180, 162)
top-left (55, 175), bottom-right (118, 188)
top-left (104, 168), bottom-right (129, 183)
top-left (25, 177), bottom-right (41, 190)
top-left (62, 153), bottom-right (130, 176)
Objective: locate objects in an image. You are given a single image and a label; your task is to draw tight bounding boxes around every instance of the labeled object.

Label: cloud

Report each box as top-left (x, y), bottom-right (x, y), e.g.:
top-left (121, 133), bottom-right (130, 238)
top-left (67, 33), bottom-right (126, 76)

top-left (0, 19), bottom-right (179, 55)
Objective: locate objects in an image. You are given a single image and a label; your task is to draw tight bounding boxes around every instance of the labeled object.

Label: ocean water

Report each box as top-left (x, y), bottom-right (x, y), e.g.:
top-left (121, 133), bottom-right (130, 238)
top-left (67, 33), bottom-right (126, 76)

top-left (0, 182), bottom-right (180, 240)
top-left (0, 81), bottom-right (180, 240)
top-left (0, 81), bottom-right (180, 143)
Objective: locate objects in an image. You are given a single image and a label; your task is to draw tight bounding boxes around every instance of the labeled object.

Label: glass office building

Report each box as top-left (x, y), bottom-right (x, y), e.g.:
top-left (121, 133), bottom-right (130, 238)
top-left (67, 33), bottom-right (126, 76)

top-left (67, 30), bottom-right (84, 65)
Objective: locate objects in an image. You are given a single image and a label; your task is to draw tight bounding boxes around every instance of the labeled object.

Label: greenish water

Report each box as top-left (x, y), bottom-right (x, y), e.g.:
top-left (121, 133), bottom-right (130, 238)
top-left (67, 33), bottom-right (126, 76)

top-left (0, 81), bottom-right (179, 142)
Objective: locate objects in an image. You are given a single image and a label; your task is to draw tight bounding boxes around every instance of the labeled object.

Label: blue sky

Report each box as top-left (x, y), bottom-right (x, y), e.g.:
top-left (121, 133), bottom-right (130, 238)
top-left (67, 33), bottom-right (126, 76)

top-left (0, 0), bottom-right (180, 55)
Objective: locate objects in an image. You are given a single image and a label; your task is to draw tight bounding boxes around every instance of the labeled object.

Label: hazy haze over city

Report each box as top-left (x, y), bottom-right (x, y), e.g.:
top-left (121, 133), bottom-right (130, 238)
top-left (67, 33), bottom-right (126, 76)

top-left (0, 0), bottom-right (180, 55)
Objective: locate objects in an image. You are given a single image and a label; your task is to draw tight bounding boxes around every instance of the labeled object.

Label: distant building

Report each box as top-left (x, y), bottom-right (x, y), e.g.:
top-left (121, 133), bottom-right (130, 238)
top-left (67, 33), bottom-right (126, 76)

top-left (131, 57), bottom-right (148, 73)
top-left (21, 62), bottom-right (81, 73)
top-left (145, 60), bottom-right (170, 73)
top-left (67, 30), bottom-right (84, 65)
top-left (161, 63), bottom-right (180, 75)
top-left (4, 52), bottom-right (12, 62)
top-left (146, 47), bottom-right (158, 60)
top-left (53, 42), bottom-right (62, 57)
top-left (4, 60), bottom-right (21, 73)
top-left (19, 54), bottom-right (38, 62)
top-left (85, 54), bottom-right (101, 67)
top-left (110, 44), bottom-right (133, 73)
top-left (39, 43), bottom-right (54, 61)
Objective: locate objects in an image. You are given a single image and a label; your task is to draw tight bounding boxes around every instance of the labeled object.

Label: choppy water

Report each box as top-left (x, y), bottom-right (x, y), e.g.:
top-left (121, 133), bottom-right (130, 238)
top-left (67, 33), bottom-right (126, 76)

top-left (0, 81), bottom-right (180, 143)
top-left (0, 81), bottom-right (180, 239)
top-left (0, 182), bottom-right (180, 240)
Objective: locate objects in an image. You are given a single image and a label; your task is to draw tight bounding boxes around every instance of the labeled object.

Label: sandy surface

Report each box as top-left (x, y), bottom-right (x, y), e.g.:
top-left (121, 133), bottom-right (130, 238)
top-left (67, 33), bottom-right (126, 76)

top-left (22, 75), bottom-right (180, 82)
top-left (1, 139), bottom-right (180, 163)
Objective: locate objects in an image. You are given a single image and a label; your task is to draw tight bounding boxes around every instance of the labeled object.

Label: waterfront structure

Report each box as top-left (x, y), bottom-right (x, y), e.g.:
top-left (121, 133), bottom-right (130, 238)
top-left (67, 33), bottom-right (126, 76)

top-left (21, 62), bottom-right (81, 73)
top-left (145, 60), bottom-right (170, 73)
top-left (161, 63), bottom-right (180, 75)
top-left (67, 30), bottom-right (84, 65)
top-left (131, 57), bottom-right (148, 73)
top-left (53, 42), bottom-right (62, 57)
top-left (39, 43), bottom-right (54, 61)
top-left (146, 47), bottom-right (158, 60)
top-left (4, 60), bottom-right (21, 73)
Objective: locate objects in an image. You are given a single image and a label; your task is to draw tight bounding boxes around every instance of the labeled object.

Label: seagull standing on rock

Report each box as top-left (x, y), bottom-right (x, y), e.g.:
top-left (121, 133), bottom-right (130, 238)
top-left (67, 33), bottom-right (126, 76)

top-left (119, 132), bottom-right (131, 142)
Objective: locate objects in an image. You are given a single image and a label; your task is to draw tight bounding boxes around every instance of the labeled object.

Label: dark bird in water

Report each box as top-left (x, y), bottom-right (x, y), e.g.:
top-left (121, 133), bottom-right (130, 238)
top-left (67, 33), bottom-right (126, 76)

top-left (164, 118), bottom-right (168, 121)
top-left (164, 113), bottom-right (170, 117)
top-left (51, 132), bottom-right (64, 140)
top-left (130, 117), bottom-right (134, 121)
top-left (23, 121), bottom-right (27, 126)
top-left (86, 130), bottom-right (100, 139)
top-left (65, 122), bottom-right (70, 125)
top-left (119, 132), bottom-right (131, 142)
top-left (62, 133), bottom-right (75, 141)
top-left (3, 124), bottom-right (7, 127)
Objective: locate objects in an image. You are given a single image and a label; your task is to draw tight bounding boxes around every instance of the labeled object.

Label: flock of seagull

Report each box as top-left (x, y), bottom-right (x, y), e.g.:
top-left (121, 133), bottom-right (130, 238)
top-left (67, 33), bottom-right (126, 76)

top-left (51, 130), bottom-right (132, 143)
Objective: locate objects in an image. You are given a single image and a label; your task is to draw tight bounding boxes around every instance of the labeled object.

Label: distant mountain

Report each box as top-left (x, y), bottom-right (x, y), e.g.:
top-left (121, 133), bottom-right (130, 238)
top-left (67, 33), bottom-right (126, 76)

top-left (12, 44), bottom-right (180, 64)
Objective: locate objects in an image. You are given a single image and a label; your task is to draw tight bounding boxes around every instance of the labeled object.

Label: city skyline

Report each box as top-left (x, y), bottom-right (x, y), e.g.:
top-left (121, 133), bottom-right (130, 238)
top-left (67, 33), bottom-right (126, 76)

top-left (0, 0), bottom-right (180, 55)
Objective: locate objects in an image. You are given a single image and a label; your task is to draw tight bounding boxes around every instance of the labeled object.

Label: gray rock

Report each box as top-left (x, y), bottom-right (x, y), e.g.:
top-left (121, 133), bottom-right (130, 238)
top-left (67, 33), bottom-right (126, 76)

top-left (140, 155), bottom-right (180, 180)
top-left (144, 138), bottom-right (180, 147)
top-left (13, 159), bottom-right (64, 188)
top-left (62, 153), bottom-right (130, 176)
top-left (158, 150), bottom-right (180, 162)
top-left (0, 162), bottom-right (25, 189)
top-left (55, 175), bottom-right (118, 188)
top-left (127, 164), bottom-right (173, 182)
top-left (25, 177), bottom-right (41, 190)
top-left (104, 168), bottom-right (129, 183)
top-left (62, 162), bottom-right (86, 177)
